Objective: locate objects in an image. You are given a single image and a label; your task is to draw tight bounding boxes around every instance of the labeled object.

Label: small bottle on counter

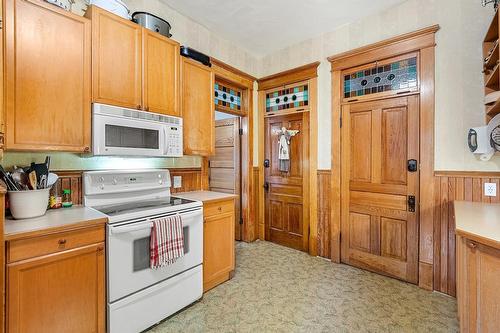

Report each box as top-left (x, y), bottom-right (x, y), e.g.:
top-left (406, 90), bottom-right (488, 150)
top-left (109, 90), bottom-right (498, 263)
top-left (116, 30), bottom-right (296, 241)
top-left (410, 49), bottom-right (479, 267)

top-left (49, 182), bottom-right (62, 209)
top-left (62, 189), bottom-right (73, 208)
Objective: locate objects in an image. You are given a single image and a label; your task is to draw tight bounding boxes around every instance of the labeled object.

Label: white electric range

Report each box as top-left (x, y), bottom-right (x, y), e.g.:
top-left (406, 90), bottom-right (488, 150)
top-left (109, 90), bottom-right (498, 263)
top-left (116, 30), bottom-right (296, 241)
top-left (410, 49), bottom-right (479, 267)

top-left (83, 169), bottom-right (203, 333)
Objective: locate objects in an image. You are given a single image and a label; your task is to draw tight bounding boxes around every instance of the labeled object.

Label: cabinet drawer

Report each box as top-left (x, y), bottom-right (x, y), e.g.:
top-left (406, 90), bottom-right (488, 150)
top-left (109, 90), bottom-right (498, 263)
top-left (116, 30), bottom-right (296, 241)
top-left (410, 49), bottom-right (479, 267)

top-left (204, 199), bottom-right (234, 218)
top-left (7, 226), bottom-right (105, 263)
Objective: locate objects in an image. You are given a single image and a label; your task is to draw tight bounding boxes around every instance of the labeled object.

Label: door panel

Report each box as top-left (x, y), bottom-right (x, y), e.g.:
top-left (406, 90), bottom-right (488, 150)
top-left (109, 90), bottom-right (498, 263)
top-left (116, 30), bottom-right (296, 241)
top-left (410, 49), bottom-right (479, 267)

top-left (264, 113), bottom-right (309, 251)
top-left (341, 95), bottom-right (419, 284)
top-left (208, 118), bottom-right (241, 240)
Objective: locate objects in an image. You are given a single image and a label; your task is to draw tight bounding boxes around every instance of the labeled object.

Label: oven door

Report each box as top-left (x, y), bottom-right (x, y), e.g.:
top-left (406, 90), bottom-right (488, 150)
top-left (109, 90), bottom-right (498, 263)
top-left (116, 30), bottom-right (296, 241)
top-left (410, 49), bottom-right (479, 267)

top-left (107, 208), bottom-right (203, 303)
top-left (93, 112), bottom-right (167, 157)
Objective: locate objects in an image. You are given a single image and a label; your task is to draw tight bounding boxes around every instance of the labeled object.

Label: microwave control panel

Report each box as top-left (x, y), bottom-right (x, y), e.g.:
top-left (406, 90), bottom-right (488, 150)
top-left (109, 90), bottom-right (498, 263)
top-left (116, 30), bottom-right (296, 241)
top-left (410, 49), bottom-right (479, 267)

top-left (166, 126), bottom-right (183, 157)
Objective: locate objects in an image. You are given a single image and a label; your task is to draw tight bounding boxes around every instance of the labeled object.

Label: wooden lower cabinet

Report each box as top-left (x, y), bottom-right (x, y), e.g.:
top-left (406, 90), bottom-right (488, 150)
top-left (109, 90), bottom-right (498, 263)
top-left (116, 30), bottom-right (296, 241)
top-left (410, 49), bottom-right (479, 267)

top-left (457, 235), bottom-right (500, 332)
top-left (203, 199), bottom-right (235, 292)
top-left (6, 227), bottom-right (105, 333)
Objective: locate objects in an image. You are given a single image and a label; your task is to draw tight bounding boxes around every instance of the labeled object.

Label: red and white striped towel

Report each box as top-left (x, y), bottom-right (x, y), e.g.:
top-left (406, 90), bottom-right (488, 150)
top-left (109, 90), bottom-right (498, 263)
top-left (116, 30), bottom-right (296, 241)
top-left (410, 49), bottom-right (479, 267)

top-left (150, 215), bottom-right (184, 269)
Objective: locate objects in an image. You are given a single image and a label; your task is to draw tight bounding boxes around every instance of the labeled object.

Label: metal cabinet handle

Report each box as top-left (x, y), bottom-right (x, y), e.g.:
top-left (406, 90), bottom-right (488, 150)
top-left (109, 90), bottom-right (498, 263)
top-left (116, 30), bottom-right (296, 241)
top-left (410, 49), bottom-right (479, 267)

top-left (58, 239), bottom-right (67, 246)
top-left (467, 241), bottom-right (477, 249)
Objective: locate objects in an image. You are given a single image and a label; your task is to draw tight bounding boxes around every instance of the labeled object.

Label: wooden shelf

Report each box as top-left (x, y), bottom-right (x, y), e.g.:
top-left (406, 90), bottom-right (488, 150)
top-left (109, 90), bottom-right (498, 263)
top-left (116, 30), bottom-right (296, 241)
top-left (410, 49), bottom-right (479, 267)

top-left (485, 42), bottom-right (499, 70)
top-left (485, 10), bottom-right (499, 42)
top-left (485, 63), bottom-right (500, 90)
top-left (487, 97), bottom-right (500, 119)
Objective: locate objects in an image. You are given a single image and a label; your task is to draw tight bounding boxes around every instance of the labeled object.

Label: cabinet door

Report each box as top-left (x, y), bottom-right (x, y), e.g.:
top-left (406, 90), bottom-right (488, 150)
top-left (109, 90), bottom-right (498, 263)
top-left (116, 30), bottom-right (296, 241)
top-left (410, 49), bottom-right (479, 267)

top-left (7, 243), bottom-right (105, 333)
top-left (88, 6), bottom-right (142, 109)
top-left (181, 58), bottom-right (215, 156)
top-left (203, 212), bottom-right (235, 291)
top-left (143, 29), bottom-right (180, 116)
top-left (4, 0), bottom-right (91, 151)
top-left (463, 240), bottom-right (500, 332)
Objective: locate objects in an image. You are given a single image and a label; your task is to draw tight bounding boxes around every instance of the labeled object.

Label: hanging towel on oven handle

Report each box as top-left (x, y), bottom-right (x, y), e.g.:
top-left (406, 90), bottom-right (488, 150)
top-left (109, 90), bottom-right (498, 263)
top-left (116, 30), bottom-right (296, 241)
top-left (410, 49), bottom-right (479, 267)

top-left (150, 214), bottom-right (184, 269)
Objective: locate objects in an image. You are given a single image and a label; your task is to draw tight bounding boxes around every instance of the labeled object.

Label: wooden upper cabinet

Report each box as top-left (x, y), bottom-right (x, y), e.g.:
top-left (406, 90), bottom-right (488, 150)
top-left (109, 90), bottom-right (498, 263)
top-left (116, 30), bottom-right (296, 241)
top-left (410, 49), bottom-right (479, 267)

top-left (4, 0), bottom-right (91, 151)
top-left (181, 57), bottom-right (215, 156)
top-left (142, 29), bottom-right (180, 116)
top-left (87, 6), bottom-right (142, 109)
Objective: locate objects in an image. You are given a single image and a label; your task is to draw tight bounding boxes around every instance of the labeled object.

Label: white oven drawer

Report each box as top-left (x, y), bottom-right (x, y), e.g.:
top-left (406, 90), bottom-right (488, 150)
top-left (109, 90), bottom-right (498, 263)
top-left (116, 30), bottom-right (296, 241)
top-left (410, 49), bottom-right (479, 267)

top-left (108, 265), bottom-right (202, 333)
top-left (107, 209), bottom-right (203, 302)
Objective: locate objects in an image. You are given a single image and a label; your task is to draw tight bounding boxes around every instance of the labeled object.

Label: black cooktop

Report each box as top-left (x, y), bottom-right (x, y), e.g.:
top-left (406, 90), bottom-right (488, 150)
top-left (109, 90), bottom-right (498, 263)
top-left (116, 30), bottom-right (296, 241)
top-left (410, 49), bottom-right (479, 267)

top-left (93, 197), bottom-right (196, 216)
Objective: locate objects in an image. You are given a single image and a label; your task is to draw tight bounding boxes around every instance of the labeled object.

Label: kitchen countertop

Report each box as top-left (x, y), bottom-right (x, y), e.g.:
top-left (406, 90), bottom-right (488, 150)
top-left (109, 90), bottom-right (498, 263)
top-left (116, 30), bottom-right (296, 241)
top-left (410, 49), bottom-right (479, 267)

top-left (454, 201), bottom-right (500, 249)
top-left (5, 206), bottom-right (108, 241)
top-left (175, 191), bottom-right (237, 203)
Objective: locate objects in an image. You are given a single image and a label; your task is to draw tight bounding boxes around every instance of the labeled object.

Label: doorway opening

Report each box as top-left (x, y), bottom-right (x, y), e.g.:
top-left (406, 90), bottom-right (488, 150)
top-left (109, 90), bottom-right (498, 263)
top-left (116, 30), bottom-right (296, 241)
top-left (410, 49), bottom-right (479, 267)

top-left (209, 111), bottom-right (243, 240)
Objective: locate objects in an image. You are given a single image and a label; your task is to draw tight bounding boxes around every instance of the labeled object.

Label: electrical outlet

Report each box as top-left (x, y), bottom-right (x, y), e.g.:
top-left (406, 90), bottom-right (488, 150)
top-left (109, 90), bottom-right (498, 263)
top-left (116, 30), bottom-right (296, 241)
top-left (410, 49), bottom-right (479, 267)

top-left (173, 176), bottom-right (182, 188)
top-left (484, 182), bottom-right (497, 197)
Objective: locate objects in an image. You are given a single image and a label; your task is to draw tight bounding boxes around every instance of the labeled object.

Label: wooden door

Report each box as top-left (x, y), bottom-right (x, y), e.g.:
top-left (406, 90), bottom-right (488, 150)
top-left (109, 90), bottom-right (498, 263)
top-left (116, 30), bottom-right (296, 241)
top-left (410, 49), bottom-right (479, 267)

top-left (7, 243), bottom-right (105, 333)
top-left (203, 203), bottom-right (235, 292)
top-left (142, 29), bottom-right (180, 116)
top-left (181, 58), bottom-right (215, 156)
top-left (88, 6), bottom-right (142, 109)
top-left (340, 95), bottom-right (419, 283)
top-left (4, 0), bottom-right (91, 152)
top-left (209, 118), bottom-right (241, 240)
top-left (264, 113), bottom-right (309, 251)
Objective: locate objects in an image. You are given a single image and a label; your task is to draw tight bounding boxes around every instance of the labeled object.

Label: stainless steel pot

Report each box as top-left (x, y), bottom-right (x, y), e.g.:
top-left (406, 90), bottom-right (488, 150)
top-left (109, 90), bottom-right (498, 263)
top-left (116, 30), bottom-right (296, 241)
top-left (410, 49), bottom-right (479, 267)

top-left (132, 12), bottom-right (172, 38)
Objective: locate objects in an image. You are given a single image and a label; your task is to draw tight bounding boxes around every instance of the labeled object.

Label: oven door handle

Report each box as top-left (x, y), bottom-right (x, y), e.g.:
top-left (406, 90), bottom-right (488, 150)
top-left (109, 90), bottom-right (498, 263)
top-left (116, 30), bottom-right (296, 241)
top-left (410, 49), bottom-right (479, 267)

top-left (110, 210), bottom-right (202, 235)
top-left (110, 221), bottom-right (153, 234)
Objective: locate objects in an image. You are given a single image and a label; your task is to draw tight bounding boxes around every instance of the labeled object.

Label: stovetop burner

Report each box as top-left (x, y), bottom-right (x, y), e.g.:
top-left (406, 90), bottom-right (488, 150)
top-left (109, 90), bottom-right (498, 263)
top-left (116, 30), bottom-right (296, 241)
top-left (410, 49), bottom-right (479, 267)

top-left (92, 196), bottom-right (197, 217)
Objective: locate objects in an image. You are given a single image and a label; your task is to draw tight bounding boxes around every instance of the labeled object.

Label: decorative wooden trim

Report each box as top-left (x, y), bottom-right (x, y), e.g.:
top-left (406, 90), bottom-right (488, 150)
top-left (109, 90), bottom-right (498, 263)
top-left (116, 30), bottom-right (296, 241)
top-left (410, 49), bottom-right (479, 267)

top-left (257, 65), bottom-right (319, 255)
top-left (435, 170), bottom-right (500, 177)
top-left (317, 170), bottom-right (332, 259)
top-left (329, 27), bottom-right (438, 288)
top-left (211, 58), bottom-right (257, 88)
top-left (212, 62), bottom-right (256, 242)
top-left (258, 62), bottom-right (320, 91)
top-left (328, 25), bottom-right (440, 70)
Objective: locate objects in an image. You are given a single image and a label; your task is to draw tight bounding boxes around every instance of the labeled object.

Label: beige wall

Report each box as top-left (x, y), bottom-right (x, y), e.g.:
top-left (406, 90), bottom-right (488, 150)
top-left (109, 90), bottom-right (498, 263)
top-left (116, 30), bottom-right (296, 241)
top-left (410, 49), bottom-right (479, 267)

top-left (257, 0), bottom-right (498, 171)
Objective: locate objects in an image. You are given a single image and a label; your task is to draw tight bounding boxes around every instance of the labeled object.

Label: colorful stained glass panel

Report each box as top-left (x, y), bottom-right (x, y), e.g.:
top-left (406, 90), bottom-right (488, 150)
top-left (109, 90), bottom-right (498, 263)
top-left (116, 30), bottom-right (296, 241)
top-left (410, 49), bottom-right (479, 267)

top-left (266, 84), bottom-right (309, 112)
top-left (343, 57), bottom-right (418, 98)
top-left (214, 82), bottom-right (241, 111)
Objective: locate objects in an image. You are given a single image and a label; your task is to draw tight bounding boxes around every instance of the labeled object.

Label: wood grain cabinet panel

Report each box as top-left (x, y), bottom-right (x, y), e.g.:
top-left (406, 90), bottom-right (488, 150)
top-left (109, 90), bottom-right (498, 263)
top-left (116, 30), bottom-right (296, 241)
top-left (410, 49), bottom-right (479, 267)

top-left (87, 6), bottom-right (142, 109)
top-left (6, 225), bottom-right (106, 333)
top-left (181, 57), bottom-right (215, 156)
top-left (7, 243), bottom-right (105, 333)
top-left (142, 29), bottom-right (180, 116)
top-left (457, 235), bottom-right (500, 332)
top-left (203, 199), bottom-right (235, 292)
top-left (4, 0), bottom-right (91, 151)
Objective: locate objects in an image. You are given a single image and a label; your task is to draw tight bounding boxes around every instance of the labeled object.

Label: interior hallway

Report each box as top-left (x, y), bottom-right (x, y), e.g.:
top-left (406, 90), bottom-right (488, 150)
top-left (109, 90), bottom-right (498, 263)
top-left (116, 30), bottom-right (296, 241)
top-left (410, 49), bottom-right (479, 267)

top-left (148, 241), bottom-right (458, 332)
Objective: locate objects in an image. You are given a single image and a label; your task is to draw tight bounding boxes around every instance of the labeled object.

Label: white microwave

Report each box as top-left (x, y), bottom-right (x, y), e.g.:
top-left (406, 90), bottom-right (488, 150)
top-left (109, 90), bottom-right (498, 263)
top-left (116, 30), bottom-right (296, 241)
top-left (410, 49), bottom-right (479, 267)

top-left (92, 103), bottom-right (183, 157)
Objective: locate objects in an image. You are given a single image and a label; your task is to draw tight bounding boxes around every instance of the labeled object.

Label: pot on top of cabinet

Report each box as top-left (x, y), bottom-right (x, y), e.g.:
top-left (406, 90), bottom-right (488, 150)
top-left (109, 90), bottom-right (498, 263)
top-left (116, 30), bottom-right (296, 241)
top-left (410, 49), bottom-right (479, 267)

top-left (132, 12), bottom-right (172, 38)
top-left (85, 5), bottom-right (180, 117)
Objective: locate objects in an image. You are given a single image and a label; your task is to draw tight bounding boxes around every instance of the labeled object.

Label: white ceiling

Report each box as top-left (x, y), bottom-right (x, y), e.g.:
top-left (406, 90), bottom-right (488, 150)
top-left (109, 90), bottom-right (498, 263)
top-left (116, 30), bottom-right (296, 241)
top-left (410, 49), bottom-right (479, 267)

top-left (161, 0), bottom-right (408, 57)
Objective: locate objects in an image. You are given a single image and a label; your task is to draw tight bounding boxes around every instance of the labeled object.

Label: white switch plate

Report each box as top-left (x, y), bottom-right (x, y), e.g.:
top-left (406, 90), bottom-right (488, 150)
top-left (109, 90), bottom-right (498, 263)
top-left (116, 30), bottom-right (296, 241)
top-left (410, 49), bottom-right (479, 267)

top-left (173, 176), bottom-right (182, 188)
top-left (484, 182), bottom-right (497, 197)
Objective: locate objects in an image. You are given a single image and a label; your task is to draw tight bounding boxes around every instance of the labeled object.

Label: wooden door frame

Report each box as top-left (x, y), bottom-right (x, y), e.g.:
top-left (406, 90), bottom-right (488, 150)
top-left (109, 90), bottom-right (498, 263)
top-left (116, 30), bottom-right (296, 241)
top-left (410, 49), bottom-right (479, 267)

top-left (257, 62), bottom-right (320, 255)
top-left (209, 58), bottom-right (257, 242)
top-left (328, 25), bottom-right (439, 289)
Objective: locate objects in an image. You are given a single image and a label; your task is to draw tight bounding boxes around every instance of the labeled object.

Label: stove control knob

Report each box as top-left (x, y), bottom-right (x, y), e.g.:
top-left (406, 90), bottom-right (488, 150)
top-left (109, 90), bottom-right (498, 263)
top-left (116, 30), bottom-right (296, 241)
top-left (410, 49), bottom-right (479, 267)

top-left (158, 174), bottom-right (162, 179)
top-left (159, 179), bottom-right (163, 185)
top-left (99, 176), bottom-right (104, 183)
top-left (112, 178), bottom-right (118, 185)
top-left (100, 184), bottom-right (105, 190)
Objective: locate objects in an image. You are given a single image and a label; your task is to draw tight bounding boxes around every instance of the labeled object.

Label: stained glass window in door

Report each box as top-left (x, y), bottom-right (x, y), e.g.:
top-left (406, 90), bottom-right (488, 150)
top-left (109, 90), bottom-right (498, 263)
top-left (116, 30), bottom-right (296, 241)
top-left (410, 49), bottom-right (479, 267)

top-left (343, 56), bottom-right (418, 98)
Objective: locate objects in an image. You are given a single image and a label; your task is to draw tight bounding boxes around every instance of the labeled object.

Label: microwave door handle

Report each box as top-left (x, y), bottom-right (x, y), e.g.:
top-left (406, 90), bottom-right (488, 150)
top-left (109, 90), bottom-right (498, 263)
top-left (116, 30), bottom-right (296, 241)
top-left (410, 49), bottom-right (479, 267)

top-left (163, 126), bottom-right (169, 155)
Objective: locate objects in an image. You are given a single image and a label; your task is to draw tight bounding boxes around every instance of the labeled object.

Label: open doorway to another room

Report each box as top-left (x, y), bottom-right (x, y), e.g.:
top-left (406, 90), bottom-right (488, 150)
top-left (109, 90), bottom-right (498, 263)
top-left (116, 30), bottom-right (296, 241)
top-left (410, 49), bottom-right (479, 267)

top-left (209, 111), bottom-right (243, 240)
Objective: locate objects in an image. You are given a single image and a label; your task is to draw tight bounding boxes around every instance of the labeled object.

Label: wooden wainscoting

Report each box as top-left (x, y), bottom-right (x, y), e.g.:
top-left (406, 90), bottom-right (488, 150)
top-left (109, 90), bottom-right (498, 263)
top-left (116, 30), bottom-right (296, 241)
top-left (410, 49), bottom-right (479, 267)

top-left (53, 168), bottom-right (203, 203)
top-left (317, 170), bottom-right (332, 259)
top-left (433, 171), bottom-right (500, 297)
top-left (169, 168), bottom-right (203, 193)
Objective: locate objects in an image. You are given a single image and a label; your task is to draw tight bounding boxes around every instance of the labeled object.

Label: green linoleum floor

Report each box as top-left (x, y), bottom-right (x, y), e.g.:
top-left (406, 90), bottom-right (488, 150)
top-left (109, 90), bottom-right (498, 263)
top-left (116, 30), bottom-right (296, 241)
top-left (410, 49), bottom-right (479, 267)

top-left (147, 240), bottom-right (458, 333)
